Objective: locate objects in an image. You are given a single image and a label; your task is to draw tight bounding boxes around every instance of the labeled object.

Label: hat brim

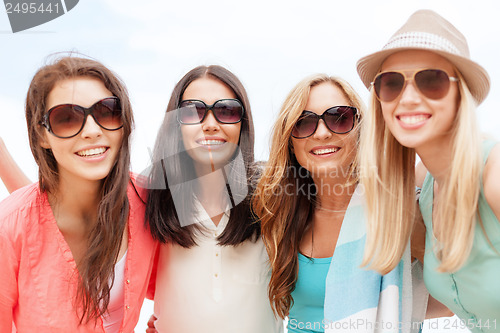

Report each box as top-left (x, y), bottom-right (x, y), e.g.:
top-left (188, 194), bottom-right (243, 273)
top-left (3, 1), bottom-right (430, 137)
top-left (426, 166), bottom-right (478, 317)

top-left (357, 47), bottom-right (490, 105)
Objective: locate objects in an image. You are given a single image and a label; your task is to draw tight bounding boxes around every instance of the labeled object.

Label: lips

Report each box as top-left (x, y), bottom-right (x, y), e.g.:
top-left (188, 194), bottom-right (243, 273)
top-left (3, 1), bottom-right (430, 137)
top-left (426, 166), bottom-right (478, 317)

top-left (396, 113), bottom-right (431, 130)
top-left (310, 147), bottom-right (340, 155)
top-left (397, 114), bottom-right (431, 125)
top-left (76, 147), bottom-right (108, 157)
top-left (197, 139), bottom-right (226, 146)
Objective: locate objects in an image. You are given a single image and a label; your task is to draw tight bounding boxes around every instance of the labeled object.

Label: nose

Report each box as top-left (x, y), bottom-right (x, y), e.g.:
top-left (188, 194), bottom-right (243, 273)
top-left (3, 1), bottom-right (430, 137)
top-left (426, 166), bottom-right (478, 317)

top-left (312, 119), bottom-right (332, 140)
top-left (201, 109), bottom-right (220, 132)
top-left (80, 115), bottom-right (103, 139)
top-left (399, 80), bottom-right (422, 106)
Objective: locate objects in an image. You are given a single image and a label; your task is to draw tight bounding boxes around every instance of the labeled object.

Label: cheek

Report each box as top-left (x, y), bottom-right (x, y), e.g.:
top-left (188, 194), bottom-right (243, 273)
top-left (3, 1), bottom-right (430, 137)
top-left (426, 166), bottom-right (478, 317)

top-left (291, 139), bottom-right (307, 165)
top-left (113, 129), bottom-right (124, 145)
top-left (380, 102), bottom-right (396, 122)
top-left (180, 125), bottom-right (195, 148)
top-left (226, 123), bottom-right (242, 143)
top-left (343, 136), bottom-right (358, 164)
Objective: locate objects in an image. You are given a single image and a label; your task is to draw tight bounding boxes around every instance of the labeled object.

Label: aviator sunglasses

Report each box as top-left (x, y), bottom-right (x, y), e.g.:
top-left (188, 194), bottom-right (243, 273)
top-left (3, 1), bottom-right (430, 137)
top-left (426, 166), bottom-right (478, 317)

top-left (372, 69), bottom-right (458, 102)
top-left (177, 99), bottom-right (245, 124)
top-left (41, 97), bottom-right (123, 138)
top-left (292, 106), bottom-right (358, 139)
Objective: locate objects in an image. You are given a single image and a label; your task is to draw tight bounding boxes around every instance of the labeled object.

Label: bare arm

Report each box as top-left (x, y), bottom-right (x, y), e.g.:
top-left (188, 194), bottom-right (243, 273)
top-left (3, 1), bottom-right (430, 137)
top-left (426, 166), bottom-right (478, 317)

top-left (411, 162), bottom-right (427, 263)
top-left (484, 143), bottom-right (500, 221)
top-left (0, 137), bottom-right (31, 193)
top-left (426, 295), bottom-right (453, 319)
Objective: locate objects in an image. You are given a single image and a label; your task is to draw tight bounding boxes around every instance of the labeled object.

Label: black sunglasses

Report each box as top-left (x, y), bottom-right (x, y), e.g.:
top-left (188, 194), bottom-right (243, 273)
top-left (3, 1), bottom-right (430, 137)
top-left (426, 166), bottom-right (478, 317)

top-left (177, 99), bottom-right (245, 124)
top-left (372, 69), bottom-right (458, 102)
top-left (41, 97), bottom-right (123, 139)
top-left (292, 106), bottom-right (358, 139)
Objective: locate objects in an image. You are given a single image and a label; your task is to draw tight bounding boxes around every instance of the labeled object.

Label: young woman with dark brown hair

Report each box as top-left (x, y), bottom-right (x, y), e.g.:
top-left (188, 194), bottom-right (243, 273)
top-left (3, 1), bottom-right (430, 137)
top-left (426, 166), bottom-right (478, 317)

top-left (144, 65), bottom-right (282, 333)
top-left (0, 56), bottom-right (157, 332)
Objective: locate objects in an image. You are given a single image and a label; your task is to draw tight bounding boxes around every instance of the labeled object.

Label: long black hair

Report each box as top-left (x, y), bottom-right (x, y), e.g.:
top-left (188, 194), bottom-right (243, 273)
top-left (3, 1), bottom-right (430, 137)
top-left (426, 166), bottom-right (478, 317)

top-left (145, 65), bottom-right (260, 247)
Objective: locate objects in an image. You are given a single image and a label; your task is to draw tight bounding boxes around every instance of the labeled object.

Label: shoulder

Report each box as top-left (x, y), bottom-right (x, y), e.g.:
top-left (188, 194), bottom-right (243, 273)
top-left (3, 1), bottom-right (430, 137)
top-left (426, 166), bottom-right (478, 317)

top-left (0, 182), bottom-right (40, 221)
top-left (0, 183), bottom-right (40, 248)
top-left (415, 161), bottom-right (428, 188)
top-left (128, 172), bottom-right (148, 204)
top-left (483, 143), bottom-right (500, 220)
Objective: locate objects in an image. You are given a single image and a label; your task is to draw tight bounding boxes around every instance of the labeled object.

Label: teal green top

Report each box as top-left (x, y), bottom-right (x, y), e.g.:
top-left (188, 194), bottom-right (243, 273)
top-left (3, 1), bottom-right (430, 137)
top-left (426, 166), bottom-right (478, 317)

top-left (288, 253), bottom-right (332, 333)
top-left (420, 140), bottom-right (500, 333)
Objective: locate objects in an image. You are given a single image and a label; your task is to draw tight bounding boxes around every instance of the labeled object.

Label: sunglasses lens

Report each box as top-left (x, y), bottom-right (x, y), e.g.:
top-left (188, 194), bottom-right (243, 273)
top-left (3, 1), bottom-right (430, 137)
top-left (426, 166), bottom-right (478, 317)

top-left (178, 101), bottom-right (206, 124)
top-left (49, 105), bottom-right (85, 138)
top-left (374, 72), bottom-right (405, 102)
top-left (415, 69), bottom-right (451, 99)
top-left (292, 113), bottom-right (318, 138)
top-left (324, 106), bottom-right (356, 134)
top-left (213, 100), bottom-right (244, 123)
top-left (93, 98), bottom-right (123, 130)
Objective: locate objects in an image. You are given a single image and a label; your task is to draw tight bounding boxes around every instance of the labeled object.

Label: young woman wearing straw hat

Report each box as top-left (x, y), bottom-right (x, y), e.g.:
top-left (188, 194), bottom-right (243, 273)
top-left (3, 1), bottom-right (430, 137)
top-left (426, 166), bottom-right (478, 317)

top-left (357, 9), bottom-right (500, 332)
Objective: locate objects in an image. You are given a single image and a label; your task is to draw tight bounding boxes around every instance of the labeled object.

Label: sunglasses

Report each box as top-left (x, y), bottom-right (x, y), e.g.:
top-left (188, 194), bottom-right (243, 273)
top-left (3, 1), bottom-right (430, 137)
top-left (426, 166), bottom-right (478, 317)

top-left (372, 69), bottom-right (458, 102)
top-left (177, 99), bottom-right (245, 125)
top-left (41, 97), bottom-right (123, 138)
top-left (291, 106), bottom-right (358, 139)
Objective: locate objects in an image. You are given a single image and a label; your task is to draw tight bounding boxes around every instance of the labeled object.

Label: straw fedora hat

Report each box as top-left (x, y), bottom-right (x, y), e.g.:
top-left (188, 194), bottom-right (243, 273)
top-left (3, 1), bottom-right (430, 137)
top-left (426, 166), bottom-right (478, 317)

top-left (357, 9), bottom-right (490, 104)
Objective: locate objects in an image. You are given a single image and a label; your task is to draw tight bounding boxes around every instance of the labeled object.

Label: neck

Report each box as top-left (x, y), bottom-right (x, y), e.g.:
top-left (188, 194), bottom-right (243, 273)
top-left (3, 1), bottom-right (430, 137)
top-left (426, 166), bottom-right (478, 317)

top-left (194, 164), bottom-right (228, 210)
top-left (416, 136), bottom-right (454, 185)
top-left (311, 174), bottom-right (356, 214)
top-left (49, 175), bottom-right (103, 232)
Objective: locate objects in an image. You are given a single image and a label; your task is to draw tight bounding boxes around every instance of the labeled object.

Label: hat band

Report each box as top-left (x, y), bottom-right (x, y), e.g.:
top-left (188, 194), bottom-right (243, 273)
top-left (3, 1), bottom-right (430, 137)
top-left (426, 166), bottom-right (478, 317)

top-left (383, 31), bottom-right (462, 56)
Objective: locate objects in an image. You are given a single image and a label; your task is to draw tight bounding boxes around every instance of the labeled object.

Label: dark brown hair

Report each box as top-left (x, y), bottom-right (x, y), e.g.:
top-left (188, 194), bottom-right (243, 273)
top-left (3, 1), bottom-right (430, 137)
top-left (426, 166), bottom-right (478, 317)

top-left (145, 65), bottom-right (260, 247)
top-left (25, 55), bottom-right (133, 324)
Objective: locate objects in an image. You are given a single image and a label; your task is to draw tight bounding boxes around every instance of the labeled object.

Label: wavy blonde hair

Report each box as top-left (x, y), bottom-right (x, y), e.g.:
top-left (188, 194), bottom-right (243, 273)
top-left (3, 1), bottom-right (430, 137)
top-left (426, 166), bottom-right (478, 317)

top-left (253, 74), bottom-right (365, 319)
top-left (360, 70), bottom-right (482, 274)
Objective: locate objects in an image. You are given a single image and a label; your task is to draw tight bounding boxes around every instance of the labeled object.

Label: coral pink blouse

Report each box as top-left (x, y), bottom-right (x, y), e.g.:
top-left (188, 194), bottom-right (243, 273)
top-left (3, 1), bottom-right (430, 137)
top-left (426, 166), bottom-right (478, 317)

top-left (0, 179), bottom-right (157, 333)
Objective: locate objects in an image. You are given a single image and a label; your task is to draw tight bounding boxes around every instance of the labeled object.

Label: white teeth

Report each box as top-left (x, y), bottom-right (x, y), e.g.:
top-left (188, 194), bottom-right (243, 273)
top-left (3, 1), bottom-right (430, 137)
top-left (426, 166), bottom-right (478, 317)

top-left (199, 140), bottom-right (225, 145)
top-left (312, 147), bottom-right (339, 155)
top-left (399, 115), bottom-right (429, 124)
top-left (77, 147), bottom-right (107, 157)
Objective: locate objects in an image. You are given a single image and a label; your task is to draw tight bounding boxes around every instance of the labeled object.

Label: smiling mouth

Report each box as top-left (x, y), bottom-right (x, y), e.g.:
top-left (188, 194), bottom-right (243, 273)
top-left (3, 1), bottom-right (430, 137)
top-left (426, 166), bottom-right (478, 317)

top-left (311, 147), bottom-right (340, 155)
top-left (76, 147), bottom-right (108, 157)
top-left (198, 140), bottom-right (226, 146)
top-left (397, 114), bottom-right (430, 125)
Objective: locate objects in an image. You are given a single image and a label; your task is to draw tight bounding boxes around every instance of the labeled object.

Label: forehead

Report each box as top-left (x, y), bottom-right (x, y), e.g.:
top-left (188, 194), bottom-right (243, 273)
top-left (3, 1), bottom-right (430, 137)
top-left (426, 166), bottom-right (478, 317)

top-left (46, 77), bottom-right (112, 110)
top-left (182, 77), bottom-right (236, 105)
top-left (305, 82), bottom-right (350, 114)
top-left (381, 50), bottom-right (455, 73)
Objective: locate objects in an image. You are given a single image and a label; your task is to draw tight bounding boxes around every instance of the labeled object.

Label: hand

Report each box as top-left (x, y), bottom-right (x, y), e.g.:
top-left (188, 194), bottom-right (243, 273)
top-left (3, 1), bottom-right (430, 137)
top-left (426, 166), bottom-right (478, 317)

top-left (145, 314), bottom-right (158, 333)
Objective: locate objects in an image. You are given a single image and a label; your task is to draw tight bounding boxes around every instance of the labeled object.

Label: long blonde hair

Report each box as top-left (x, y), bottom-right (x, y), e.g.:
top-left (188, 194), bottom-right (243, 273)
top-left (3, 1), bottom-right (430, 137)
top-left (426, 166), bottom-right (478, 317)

top-left (253, 74), bottom-right (364, 318)
top-left (360, 71), bottom-right (482, 274)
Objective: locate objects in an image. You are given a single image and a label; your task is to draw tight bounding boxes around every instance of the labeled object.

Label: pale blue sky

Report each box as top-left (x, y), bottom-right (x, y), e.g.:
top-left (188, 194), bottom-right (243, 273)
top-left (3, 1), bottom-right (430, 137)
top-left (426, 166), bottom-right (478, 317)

top-left (1, 2), bottom-right (498, 330)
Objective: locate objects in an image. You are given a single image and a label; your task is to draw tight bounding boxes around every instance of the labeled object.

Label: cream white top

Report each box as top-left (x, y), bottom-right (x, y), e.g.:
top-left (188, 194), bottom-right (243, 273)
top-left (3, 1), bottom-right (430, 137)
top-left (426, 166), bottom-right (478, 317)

top-left (153, 198), bottom-right (283, 333)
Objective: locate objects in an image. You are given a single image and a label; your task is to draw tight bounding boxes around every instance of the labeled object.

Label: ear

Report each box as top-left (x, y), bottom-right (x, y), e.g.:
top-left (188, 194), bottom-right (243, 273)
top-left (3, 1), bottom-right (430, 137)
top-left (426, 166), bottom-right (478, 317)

top-left (38, 126), bottom-right (51, 149)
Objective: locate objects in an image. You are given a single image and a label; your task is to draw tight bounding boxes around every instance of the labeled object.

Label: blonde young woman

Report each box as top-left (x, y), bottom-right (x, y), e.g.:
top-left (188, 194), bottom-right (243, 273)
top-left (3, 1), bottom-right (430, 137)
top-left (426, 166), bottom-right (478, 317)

top-left (253, 74), bottom-right (422, 333)
top-left (358, 10), bottom-right (500, 332)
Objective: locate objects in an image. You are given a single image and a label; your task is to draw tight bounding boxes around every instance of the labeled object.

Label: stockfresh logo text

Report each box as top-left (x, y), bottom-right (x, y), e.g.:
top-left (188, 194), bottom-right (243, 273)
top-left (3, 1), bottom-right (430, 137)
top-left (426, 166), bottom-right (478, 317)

top-left (4, 0), bottom-right (79, 33)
